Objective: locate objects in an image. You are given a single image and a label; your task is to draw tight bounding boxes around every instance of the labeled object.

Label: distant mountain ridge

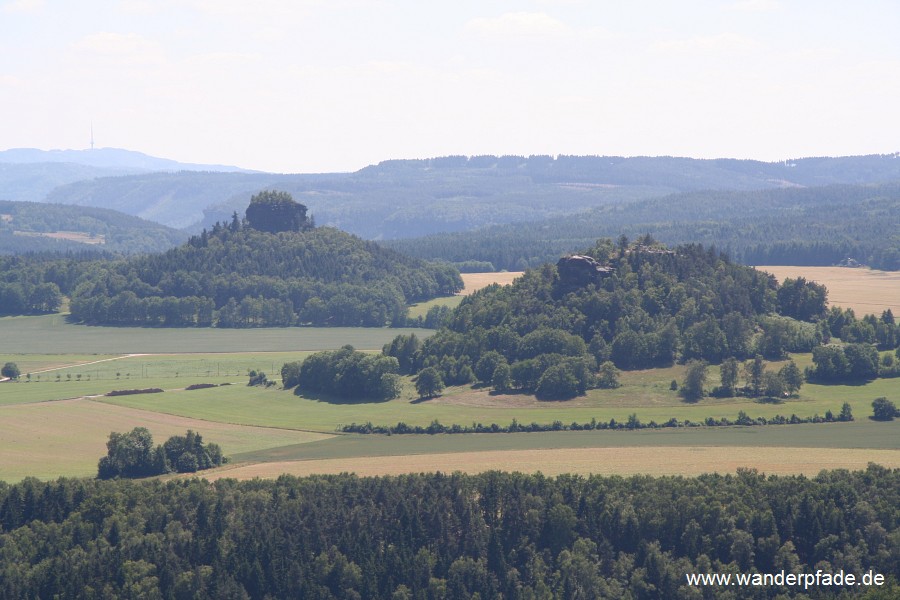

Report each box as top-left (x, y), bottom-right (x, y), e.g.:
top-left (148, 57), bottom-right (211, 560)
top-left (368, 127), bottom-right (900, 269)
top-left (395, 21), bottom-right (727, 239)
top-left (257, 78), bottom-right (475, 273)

top-left (0, 147), bottom-right (252, 173)
top-left (3, 150), bottom-right (900, 240)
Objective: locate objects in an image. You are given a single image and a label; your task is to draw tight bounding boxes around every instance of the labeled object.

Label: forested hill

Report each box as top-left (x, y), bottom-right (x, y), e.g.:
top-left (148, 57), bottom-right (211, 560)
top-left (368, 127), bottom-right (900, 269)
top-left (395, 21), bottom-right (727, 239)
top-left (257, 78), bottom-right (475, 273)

top-left (34, 153), bottom-right (900, 237)
top-left (385, 181), bottom-right (900, 271)
top-left (65, 218), bottom-right (462, 327)
top-left (0, 200), bottom-right (187, 255)
top-left (393, 239), bottom-right (830, 399)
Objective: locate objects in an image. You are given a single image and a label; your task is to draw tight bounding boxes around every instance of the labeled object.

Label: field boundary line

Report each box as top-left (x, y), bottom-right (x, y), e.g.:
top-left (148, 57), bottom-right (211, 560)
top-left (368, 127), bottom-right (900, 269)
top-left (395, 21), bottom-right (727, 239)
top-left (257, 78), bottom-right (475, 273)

top-left (86, 396), bottom-right (343, 436)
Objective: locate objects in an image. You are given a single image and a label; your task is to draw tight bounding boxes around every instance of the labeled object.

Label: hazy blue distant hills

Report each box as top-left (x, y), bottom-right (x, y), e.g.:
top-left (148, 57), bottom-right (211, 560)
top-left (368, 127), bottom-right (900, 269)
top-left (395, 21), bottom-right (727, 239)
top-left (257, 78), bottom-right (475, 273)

top-left (0, 161), bottom-right (143, 203)
top-left (46, 171), bottom-right (305, 230)
top-left (386, 181), bottom-right (900, 271)
top-left (0, 147), bottom-right (251, 173)
top-left (0, 147), bottom-right (253, 210)
top-left (5, 151), bottom-right (900, 239)
top-left (0, 200), bottom-right (187, 255)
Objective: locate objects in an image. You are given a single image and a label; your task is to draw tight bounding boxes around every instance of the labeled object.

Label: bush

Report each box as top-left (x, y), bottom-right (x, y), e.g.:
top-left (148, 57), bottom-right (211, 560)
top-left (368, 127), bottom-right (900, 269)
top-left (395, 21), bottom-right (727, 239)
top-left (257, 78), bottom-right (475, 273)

top-left (872, 397), bottom-right (898, 421)
top-left (185, 383), bottom-right (219, 391)
top-left (106, 388), bottom-right (164, 397)
top-left (1, 362), bottom-right (20, 380)
top-left (415, 367), bottom-right (444, 398)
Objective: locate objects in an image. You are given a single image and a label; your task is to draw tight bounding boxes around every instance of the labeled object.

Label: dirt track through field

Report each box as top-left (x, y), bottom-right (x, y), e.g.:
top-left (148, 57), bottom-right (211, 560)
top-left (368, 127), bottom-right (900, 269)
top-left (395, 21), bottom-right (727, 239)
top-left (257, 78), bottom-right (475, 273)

top-left (200, 446), bottom-right (900, 480)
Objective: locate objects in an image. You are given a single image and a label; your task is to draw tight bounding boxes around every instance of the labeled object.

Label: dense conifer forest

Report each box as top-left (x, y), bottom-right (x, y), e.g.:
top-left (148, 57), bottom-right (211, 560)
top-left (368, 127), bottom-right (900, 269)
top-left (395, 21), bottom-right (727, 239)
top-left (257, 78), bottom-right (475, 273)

top-left (0, 470), bottom-right (897, 598)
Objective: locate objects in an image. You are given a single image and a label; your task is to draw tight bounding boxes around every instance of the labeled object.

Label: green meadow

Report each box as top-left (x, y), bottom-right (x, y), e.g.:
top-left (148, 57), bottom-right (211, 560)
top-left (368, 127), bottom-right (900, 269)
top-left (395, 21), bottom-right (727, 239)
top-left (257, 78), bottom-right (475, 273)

top-left (0, 314), bottom-right (433, 353)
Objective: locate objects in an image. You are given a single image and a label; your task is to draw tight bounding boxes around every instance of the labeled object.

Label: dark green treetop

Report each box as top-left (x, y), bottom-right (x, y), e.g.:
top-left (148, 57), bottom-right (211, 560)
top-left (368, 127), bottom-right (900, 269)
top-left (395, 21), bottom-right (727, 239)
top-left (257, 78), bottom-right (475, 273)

top-left (245, 190), bottom-right (311, 233)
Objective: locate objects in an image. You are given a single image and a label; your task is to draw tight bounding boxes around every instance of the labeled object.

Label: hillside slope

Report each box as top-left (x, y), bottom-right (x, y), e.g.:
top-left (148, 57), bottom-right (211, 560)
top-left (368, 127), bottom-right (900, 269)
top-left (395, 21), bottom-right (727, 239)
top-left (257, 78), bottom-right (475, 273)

top-left (67, 221), bottom-right (462, 327)
top-left (0, 200), bottom-right (186, 254)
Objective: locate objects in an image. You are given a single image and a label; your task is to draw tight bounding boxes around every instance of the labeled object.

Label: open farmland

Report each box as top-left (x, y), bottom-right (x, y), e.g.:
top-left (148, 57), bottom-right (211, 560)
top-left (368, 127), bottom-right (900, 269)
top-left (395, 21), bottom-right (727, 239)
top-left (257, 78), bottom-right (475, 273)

top-left (759, 265), bottom-right (900, 316)
top-left (1, 271), bottom-right (898, 483)
top-left (204, 446), bottom-right (900, 480)
top-left (1, 352), bottom-right (898, 481)
top-left (459, 271), bottom-right (524, 295)
top-left (0, 314), bottom-right (433, 353)
top-left (407, 271), bottom-right (524, 317)
top-left (96, 353), bottom-right (899, 433)
top-left (0, 397), bottom-right (329, 481)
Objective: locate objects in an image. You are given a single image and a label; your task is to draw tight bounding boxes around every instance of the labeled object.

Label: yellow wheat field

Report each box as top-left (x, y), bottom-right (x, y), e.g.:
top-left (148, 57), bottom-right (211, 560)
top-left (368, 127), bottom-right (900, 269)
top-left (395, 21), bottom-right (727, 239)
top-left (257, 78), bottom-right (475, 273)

top-left (199, 446), bottom-right (900, 481)
top-left (459, 272), bottom-right (524, 295)
top-left (758, 266), bottom-right (900, 317)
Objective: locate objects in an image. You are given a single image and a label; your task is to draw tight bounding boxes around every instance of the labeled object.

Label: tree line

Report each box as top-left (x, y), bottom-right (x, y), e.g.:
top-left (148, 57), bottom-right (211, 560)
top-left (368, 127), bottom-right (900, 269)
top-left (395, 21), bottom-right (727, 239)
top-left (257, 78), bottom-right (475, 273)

top-left (0, 469), bottom-right (897, 598)
top-left (341, 403), bottom-right (855, 435)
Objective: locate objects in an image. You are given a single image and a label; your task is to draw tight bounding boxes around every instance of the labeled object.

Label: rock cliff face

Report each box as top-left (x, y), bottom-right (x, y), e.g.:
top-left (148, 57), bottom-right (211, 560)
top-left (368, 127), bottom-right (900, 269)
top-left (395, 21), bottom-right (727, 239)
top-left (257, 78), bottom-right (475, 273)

top-left (556, 255), bottom-right (613, 286)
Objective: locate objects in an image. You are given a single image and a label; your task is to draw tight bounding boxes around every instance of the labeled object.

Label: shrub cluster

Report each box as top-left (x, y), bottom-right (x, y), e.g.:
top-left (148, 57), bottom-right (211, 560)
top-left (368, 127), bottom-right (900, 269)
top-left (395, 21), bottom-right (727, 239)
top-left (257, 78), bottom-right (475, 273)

top-left (106, 388), bottom-right (164, 396)
top-left (184, 383), bottom-right (219, 390)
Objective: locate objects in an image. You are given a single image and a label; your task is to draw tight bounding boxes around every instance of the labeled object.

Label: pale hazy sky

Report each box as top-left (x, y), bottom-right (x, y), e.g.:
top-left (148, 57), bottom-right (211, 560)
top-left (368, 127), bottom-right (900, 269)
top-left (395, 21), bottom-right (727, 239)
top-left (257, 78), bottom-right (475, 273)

top-left (2, 0), bottom-right (898, 173)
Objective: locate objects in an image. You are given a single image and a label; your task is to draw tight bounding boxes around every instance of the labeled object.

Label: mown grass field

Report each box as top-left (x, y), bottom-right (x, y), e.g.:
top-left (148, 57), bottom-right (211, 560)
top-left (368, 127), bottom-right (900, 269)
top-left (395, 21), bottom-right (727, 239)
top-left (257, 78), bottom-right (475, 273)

top-left (759, 265), bottom-right (900, 316)
top-left (0, 314), bottom-right (433, 353)
top-left (407, 295), bottom-right (463, 319)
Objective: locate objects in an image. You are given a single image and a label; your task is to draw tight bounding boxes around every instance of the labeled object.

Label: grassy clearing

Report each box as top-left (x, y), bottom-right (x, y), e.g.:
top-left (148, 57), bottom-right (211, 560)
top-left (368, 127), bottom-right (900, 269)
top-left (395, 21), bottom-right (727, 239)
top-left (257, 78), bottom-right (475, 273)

top-left (759, 265), bottom-right (900, 317)
top-left (0, 314), bottom-right (433, 354)
top-left (97, 353), bottom-right (898, 434)
top-left (0, 352), bottom-right (345, 406)
top-left (0, 398), bottom-right (331, 481)
top-left (20, 352), bottom-right (314, 382)
top-left (407, 295), bottom-right (463, 319)
top-left (205, 446), bottom-right (900, 480)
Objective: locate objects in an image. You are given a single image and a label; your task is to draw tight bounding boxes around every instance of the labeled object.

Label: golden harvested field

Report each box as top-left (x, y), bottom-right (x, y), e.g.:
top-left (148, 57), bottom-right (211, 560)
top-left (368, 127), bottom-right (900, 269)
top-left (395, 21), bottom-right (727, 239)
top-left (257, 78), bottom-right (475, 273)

top-left (13, 230), bottom-right (105, 245)
top-left (200, 446), bottom-right (900, 480)
top-left (0, 398), bottom-right (331, 480)
top-left (758, 266), bottom-right (900, 316)
top-left (459, 272), bottom-right (524, 295)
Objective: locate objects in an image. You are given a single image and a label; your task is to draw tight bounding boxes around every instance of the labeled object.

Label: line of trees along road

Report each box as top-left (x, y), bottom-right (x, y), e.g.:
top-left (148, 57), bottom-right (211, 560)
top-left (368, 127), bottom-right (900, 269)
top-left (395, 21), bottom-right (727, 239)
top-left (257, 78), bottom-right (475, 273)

top-left (0, 469), bottom-right (896, 598)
